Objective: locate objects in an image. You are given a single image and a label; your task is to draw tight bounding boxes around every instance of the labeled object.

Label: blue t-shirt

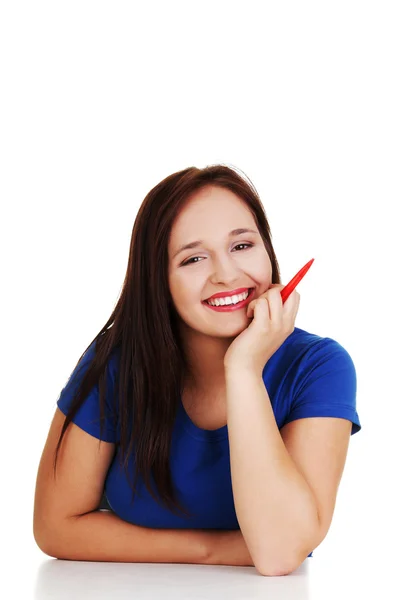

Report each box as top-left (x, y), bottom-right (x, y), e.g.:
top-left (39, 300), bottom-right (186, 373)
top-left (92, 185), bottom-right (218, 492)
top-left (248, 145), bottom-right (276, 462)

top-left (56, 327), bottom-right (361, 560)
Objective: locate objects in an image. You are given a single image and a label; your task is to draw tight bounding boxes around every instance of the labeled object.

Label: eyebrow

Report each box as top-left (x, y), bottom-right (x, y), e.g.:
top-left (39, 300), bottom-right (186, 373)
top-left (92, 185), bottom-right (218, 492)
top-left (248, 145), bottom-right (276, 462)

top-left (173, 228), bottom-right (258, 260)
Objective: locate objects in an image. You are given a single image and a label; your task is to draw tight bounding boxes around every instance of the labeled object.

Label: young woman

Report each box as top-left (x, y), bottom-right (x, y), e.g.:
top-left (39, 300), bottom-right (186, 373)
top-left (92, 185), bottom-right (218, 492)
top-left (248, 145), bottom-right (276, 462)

top-left (33, 164), bottom-right (361, 576)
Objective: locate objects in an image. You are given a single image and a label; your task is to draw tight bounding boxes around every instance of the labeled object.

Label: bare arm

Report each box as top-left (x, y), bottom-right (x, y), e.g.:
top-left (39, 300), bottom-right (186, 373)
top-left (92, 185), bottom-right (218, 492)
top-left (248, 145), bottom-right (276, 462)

top-left (37, 509), bottom-right (211, 564)
top-left (205, 530), bottom-right (255, 568)
top-left (36, 510), bottom-right (255, 568)
top-left (225, 368), bottom-right (319, 574)
top-left (34, 408), bottom-right (256, 568)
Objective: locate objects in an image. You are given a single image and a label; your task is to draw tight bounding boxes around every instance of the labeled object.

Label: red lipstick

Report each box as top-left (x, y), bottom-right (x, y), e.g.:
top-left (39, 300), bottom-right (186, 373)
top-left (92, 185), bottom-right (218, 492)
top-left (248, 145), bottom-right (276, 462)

top-left (205, 287), bottom-right (251, 301)
top-left (203, 287), bottom-right (255, 312)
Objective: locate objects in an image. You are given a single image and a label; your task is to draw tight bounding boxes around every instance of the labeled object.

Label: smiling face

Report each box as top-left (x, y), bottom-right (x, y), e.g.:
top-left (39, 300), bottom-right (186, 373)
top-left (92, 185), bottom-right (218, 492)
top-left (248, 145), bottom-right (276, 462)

top-left (168, 185), bottom-right (273, 341)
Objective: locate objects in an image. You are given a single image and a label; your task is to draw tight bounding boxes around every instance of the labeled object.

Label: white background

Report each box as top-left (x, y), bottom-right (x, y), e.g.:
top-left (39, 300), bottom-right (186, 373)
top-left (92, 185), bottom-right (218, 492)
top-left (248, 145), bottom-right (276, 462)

top-left (1, 1), bottom-right (399, 597)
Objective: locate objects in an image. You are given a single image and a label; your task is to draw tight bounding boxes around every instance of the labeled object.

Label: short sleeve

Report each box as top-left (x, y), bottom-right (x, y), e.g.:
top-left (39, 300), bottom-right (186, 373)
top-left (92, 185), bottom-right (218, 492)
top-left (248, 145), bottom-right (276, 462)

top-left (56, 340), bottom-right (120, 443)
top-left (285, 338), bottom-right (361, 436)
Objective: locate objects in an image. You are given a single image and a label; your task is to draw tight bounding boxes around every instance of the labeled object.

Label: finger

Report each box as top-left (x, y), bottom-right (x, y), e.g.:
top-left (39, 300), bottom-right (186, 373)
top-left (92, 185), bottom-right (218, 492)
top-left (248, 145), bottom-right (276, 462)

top-left (247, 299), bottom-right (260, 319)
top-left (268, 283), bottom-right (285, 296)
top-left (247, 296), bottom-right (270, 319)
top-left (254, 297), bottom-right (270, 321)
top-left (266, 287), bottom-right (285, 323)
top-left (283, 290), bottom-right (300, 321)
top-left (283, 289), bottom-right (299, 309)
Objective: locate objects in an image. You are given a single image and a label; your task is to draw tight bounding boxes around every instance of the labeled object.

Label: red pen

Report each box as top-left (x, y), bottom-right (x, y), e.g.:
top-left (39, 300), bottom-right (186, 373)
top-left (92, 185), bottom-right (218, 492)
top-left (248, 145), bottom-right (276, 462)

top-left (280, 258), bottom-right (315, 304)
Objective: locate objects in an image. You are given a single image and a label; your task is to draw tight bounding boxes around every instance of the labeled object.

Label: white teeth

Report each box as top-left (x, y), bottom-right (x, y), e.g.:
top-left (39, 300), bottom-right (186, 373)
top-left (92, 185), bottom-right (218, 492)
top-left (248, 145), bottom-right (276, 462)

top-left (207, 289), bottom-right (250, 306)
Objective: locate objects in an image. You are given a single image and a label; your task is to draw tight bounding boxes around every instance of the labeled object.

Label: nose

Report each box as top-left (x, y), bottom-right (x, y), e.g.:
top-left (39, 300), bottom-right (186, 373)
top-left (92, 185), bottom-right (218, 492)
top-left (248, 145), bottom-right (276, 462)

top-left (209, 255), bottom-right (243, 286)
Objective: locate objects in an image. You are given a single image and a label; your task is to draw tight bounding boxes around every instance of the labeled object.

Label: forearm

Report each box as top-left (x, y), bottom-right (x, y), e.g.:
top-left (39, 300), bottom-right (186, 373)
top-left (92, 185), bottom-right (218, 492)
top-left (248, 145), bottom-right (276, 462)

top-left (205, 529), bottom-right (255, 569)
top-left (225, 368), bottom-right (319, 574)
top-left (36, 509), bottom-right (211, 565)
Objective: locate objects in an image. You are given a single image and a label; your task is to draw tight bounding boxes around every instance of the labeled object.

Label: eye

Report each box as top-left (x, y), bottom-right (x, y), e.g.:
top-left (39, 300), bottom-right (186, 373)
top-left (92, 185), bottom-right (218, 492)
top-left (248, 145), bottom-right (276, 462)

top-left (181, 243), bottom-right (254, 266)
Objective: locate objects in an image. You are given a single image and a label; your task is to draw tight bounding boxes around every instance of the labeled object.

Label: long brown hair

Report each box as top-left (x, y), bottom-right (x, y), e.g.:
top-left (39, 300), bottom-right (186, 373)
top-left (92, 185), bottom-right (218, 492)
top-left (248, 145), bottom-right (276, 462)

top-left (53, 164), bottom-right (282, 518)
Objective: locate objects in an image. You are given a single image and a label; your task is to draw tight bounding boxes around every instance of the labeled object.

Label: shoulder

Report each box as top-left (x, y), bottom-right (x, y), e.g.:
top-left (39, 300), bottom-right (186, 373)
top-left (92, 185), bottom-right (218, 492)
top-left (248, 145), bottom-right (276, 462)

top-left (275, 327), bottom-right (357, 397)
top-left (288, 327), bottom-right (353, 365)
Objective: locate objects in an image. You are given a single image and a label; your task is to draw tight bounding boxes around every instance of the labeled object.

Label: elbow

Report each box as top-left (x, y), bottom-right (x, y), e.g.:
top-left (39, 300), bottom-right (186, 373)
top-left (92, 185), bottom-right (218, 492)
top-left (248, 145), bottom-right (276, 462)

top-left (33, 521), bottom-right (61, 559)
top-left (256, 524), bottom-right (319, 576)
top-left (33, 531), bottom-right (57, 559)
top-left (256, 560), bottom-right (299, 577)
top-left (255, 545), bottom-right (313, 577)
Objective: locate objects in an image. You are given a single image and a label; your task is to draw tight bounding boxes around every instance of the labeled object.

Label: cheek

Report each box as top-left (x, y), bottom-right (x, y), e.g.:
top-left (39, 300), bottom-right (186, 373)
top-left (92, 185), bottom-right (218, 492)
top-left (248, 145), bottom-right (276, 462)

top-left (171, 277), bottom-right (200, 304)
top-left (255, 254), bottom-right (273, 279)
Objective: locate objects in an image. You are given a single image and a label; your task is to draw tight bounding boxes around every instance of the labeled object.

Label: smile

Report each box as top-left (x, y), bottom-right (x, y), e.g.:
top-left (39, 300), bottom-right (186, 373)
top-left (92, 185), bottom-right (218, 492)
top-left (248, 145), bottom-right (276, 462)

top-left (202, 288), bottom-right (255, 312)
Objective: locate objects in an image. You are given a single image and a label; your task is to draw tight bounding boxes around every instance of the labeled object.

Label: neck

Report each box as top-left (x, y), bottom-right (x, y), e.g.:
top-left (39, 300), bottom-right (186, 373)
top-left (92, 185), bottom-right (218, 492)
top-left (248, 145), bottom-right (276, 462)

top-left (179, 328), bottom-right (233, 394)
